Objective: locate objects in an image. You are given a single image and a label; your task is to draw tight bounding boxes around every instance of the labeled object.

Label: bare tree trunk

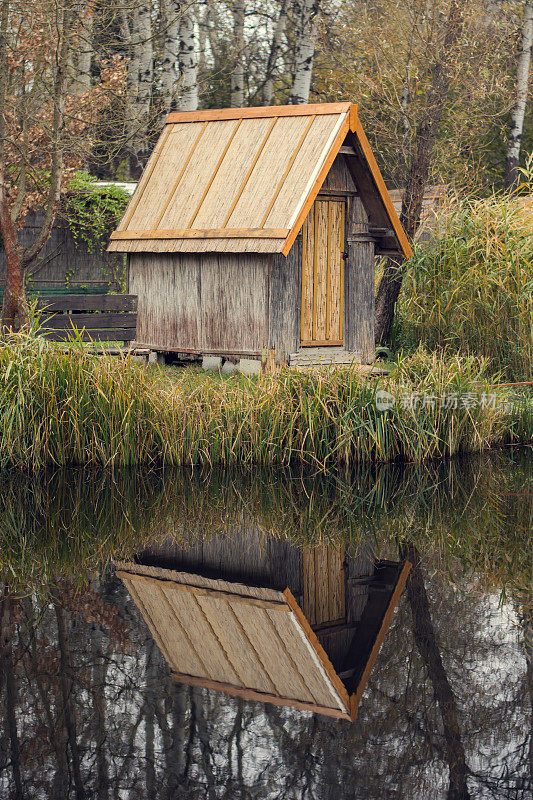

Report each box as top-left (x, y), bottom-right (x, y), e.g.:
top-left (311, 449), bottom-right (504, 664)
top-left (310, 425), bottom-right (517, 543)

top-left (264, 1), bottom-right (287, 105)
top-left (191, 687), bottom-right (216, 800)
top-left (91, 623), bottom-right (110, 800)
top-left (505, 0), bottom-right (533, 189)
top-left (0, 213), bottom-right (26, 333)
top-left (161, 0), bottom-right (181, 112)
top-left (400, 543), bottom-right (470, 800)
top-left (374, 1), bottom-right (464, 344)
top-left (231, 0), bottom-right (245, 107)
top-left (178, 6), bottom-right (198, 111)
top-left (21, 596), bottom-right (69, 799)
top-left (0, 596), bottom-right (24, 800)
top-left (290, 0), bottom-right (321, 104)
top-left (524, 612), bottom-right (533, 788)
top-left (122, 5), bottom-right (135, 179)
top-left (0, 0), bottom-right (25, 332)
top-left (166, 683), bottom-right (188, 798)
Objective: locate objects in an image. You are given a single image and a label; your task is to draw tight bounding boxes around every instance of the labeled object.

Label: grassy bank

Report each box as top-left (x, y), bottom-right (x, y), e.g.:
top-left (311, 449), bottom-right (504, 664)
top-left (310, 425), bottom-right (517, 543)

top-left (0, 333), bottom-right (531, 468)
top-left (394, 193), bottom-right (533, 381)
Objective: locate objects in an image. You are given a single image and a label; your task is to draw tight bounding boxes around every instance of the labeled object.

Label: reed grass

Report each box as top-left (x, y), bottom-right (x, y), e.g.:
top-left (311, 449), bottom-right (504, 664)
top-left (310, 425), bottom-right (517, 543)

top-left (394, 193), bottom-right (533, 381)
top-left (0, 332), bottom-right (530, 469)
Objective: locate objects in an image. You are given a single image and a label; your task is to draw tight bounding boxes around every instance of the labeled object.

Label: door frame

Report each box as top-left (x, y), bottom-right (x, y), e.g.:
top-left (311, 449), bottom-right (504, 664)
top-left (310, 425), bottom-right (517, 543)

top-left (300, 194), bottom-right (347, 347)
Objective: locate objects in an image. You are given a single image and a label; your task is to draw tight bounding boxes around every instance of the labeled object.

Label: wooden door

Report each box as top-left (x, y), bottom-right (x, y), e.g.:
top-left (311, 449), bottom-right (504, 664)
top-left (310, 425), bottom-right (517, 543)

top-left (301, 198), bottom-right (345, 346)
top-left (302, 545), bottom-right (346, 627)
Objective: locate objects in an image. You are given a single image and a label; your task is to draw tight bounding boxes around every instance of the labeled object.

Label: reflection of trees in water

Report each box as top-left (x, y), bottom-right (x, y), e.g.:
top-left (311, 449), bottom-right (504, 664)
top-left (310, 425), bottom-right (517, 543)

top-left (0, 448), bottom-right (531, 797)
top-left (0, 553), bottom-right (530, 797)
top-left (1, 448), bottom-right (530, 601)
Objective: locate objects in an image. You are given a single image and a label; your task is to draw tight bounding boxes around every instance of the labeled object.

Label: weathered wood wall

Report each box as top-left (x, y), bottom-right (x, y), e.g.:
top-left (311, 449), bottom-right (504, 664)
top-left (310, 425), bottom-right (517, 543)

top-left (0, 210), bottom-right (126, 291)
top-left (136, 526), bottom-right (303, 596)
top-left (129, 152), bottom-right (376, 361)
top-left (268, 233), bottom-right (302, 362)
top-left (345, 198), bottom-right (375, 360)
top-left (321, 154), bottom-right (356, 192)
top-left (130, 252), bottom-right (269, 354)
top-left (322, 154), bottom-right (375, 361)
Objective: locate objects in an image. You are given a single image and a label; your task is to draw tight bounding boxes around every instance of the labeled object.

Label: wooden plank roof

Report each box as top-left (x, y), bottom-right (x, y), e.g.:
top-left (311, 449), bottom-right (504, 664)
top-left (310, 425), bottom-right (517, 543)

top-left (108, 103), bottom-right (411, 258)
top-left (115, 558), bottom-right (411, 721)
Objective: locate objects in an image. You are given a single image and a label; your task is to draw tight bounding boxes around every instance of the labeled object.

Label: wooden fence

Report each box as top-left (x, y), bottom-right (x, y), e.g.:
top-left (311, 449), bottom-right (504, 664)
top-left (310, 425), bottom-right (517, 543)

top-left (0, 209), bottom-right (126, 295)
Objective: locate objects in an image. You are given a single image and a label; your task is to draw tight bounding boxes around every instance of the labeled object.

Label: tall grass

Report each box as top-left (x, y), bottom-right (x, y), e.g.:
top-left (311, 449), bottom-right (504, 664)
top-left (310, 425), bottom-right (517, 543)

top-left (394, 193), bottom-right (533, 380)
top-left (0, 333), bottom-right (530, 468)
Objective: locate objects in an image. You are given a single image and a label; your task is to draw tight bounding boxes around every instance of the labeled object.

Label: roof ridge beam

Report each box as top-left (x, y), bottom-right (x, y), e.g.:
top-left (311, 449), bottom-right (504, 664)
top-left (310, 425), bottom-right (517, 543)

top-left (165, 102), bottom-right (353, 124)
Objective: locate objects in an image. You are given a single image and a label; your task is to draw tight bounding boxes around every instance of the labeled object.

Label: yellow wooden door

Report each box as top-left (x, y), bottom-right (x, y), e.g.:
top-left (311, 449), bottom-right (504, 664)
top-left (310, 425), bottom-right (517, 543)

top-left (301, 198), bottom-right (345, 346)
top-left (302, 545), bottom-right (346, 627)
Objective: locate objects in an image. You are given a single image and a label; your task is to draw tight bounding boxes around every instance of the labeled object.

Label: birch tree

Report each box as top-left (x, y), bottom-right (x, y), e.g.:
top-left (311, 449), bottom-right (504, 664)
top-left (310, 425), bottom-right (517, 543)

top-left (178, 4), bottom-right (198, 110)
top-left (128, 1), bottom-right (153, 174)
top-left (74, 2), bottom-right (94, 96)
top-left (505, 0), bottom-right (533, 189)
top-left (160, 0), bottom-right (181, 112)
top-left (264, 1), bottom-right (288, 105)
top-left (231, 0), bottom-right (245, 106)
top-left (290, 0), bottom-right (321, 104)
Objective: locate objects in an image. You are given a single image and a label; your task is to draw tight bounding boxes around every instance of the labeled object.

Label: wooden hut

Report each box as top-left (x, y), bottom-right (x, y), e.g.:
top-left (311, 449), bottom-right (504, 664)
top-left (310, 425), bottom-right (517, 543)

top-left (108, 103), bottom-right (411, 367)
top-left (116, 533), bottom-right (410, 720)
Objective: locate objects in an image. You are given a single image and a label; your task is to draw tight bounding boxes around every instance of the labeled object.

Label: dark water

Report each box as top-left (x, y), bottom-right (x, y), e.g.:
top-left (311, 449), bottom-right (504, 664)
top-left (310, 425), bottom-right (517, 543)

top-left (0, 449), bottom-right (532, 799)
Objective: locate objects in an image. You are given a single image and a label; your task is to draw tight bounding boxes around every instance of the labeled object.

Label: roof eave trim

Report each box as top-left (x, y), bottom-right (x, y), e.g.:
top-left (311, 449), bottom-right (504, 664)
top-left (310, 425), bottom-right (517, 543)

top-left (349, 112), bottom-right (413, 259)
top-left (279, 104), bottom-right (411, 259)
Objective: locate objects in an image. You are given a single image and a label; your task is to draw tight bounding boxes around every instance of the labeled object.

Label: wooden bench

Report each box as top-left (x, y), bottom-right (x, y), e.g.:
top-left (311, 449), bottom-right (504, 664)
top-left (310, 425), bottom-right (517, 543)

top-left (35, 294), bottom-right (138, 346)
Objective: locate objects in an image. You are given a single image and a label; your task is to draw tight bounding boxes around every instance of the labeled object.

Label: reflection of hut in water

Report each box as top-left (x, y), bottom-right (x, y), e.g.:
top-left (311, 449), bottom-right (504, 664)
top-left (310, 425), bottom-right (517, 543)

top-left (116, 533), bottom-right (410, 721)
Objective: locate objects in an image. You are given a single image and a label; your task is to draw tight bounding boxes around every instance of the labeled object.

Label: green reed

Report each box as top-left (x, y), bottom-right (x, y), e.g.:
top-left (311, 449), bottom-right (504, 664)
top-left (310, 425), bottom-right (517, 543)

top-left (395, 193), bottom-right (533, 381)
top-left (0, 332), bottom-right (530, 469)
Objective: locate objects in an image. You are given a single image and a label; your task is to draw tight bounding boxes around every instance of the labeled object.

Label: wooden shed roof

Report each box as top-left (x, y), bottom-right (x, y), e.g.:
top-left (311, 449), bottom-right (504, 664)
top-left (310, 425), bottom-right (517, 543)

top-left (108, 103), bottom-right (411, 258)
top-left (115, 559), bottom-right (411, 721)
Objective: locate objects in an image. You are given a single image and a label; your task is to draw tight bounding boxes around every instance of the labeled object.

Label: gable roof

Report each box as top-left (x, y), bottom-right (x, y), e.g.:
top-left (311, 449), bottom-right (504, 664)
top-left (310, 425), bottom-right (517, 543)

top-left (108, 103), bottom-right (412, 258)
top-left (115, 558), bottom-right (411, 720)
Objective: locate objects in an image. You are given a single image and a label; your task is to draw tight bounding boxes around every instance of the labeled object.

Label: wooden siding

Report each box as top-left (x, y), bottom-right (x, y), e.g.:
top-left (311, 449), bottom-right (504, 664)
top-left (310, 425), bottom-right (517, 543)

top-left (130, 252), bottom-right (268, 353)
top-left (321, 155), bottom-right (358, 193)
top-left (268, 234), bottom-right (302, 363)
top-left (302, 545), bottom-right (346, 626)
top-left (136, 528), bottom-right (304, 598)
top-left (344, 196), bottom-right (375, 360)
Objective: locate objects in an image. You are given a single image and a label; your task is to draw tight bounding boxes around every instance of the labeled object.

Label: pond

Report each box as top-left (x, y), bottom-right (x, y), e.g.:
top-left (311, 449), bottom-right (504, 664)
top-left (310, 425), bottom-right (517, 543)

top-left (0, 448), bottom-right (531, 799)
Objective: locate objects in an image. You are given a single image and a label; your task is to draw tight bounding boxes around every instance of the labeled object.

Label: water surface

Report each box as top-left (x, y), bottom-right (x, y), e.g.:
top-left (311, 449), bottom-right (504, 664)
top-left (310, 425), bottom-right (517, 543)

top-left (0, 450), bottom-right (531, 798)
